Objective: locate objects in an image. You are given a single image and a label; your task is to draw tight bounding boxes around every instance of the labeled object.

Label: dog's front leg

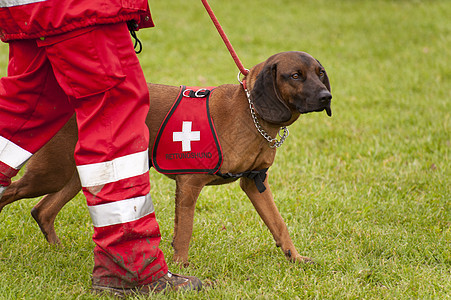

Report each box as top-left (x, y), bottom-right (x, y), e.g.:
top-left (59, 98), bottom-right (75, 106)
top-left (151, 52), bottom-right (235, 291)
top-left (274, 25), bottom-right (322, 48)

top-left (240, 175), bottom-right (313, 263)
top-left (172, 175), bottom-right (207, 266)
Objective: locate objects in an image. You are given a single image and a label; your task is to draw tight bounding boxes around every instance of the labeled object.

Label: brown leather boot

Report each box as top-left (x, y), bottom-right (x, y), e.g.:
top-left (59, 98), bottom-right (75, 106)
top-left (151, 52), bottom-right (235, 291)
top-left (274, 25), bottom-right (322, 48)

top-left (92, 272), bottom-right (202, 297)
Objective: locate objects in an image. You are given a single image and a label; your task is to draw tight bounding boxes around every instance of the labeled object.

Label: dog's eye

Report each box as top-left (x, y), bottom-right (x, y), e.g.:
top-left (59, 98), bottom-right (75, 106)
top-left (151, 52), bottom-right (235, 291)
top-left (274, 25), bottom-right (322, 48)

top-left (291, 73), bottom-right (301, 80)
top-left (319, 70), bottom-right (325, 78)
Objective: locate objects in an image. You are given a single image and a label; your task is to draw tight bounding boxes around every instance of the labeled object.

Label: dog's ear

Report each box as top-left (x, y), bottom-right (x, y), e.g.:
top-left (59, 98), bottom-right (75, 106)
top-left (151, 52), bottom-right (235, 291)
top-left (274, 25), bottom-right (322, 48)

top-left (316, 59), bottom-right (331, 92)
top-left (251, 63), bottom-right (292, 124)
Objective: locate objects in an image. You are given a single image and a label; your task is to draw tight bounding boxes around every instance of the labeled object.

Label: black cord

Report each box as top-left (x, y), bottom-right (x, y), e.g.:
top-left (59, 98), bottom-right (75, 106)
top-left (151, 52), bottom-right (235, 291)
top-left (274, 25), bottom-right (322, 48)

top-left (127, 21), bottom-right (143, 54)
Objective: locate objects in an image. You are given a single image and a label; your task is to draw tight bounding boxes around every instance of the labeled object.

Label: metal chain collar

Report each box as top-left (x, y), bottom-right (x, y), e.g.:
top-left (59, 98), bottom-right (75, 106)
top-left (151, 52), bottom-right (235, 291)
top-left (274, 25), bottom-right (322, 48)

top-left (238, 72), bottom-right (289, 148)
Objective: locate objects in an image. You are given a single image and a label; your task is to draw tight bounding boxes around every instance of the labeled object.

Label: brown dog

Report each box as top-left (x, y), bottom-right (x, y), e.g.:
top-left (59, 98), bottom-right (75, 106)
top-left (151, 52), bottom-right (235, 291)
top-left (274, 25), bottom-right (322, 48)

top-left (0, 51), bottom-right (332, 265)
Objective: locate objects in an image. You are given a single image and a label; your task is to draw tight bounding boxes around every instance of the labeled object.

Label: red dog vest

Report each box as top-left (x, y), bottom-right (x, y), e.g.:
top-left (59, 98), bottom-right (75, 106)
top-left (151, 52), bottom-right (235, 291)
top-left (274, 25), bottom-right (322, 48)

top-left (152, 86), bottom-right (223, 174)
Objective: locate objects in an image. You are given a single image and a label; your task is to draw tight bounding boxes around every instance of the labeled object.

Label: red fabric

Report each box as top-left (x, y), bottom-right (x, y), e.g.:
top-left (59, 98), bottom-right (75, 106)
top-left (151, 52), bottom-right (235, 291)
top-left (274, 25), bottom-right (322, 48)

top-left (152, 86), bottom-right (223, 174)
top-left (0, 23), bottom-right (167, 287)
top-left (0, 161), bottom-right (19, 187)
top-left (0, 36), bottom-right (74, 153)
top-left (0, 0), bottom-right (154, 42)
top-left (92, 212), bottom-right (167, 288)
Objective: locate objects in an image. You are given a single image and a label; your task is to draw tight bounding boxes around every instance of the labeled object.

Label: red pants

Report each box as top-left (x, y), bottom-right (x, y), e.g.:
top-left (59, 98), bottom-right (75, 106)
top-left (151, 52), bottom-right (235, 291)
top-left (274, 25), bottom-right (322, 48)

top-left (0, 23), bottom-right (168, 288)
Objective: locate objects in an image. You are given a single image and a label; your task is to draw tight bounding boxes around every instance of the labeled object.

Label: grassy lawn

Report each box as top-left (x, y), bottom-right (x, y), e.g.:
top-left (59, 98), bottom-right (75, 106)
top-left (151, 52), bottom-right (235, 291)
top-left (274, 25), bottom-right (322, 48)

top-left (0, 0), bottom-right (449, 299)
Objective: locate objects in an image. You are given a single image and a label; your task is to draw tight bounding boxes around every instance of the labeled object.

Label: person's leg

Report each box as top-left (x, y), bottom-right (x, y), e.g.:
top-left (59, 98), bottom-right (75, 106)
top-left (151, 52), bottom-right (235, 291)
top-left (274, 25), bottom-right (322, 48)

top-left (0, 39), bottom-right (74, 198)
top-left (43, 23), bottom-right (200, 292)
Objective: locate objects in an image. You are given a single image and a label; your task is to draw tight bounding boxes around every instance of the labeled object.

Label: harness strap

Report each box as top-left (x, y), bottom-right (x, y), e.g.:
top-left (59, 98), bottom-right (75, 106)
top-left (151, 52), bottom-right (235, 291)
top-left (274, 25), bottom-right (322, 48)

top-left (216, 168), bottom-right (268, 193)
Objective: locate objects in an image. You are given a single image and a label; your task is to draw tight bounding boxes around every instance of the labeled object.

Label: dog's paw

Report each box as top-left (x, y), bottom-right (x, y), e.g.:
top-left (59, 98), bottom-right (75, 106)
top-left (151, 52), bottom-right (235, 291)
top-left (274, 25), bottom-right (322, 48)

top-left (295, 255), bottom-right (315, 264)
top-left (284, 249), bottom-right (314, 264)
top-left (176, 261), bottom-right (190, 268)
top-left (173, 255), bottom-right (190, 268)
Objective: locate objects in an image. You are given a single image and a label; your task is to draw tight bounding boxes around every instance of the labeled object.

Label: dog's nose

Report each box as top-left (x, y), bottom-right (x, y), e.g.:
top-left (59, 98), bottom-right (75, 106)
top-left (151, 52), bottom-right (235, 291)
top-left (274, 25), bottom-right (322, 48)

top-left (318, 90), bottom-right (332, 104)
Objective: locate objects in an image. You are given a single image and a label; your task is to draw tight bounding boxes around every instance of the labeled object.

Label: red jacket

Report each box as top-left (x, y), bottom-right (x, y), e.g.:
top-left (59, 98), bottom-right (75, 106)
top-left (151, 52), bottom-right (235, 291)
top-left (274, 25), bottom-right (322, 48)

top-left (0, 0), bottom-right (154, 42)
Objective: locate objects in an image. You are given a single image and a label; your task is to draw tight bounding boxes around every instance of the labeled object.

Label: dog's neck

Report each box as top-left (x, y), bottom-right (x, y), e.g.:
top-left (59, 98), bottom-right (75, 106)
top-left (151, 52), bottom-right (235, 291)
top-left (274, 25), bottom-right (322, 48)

top-left (240, 80), bottom-right (289, 149)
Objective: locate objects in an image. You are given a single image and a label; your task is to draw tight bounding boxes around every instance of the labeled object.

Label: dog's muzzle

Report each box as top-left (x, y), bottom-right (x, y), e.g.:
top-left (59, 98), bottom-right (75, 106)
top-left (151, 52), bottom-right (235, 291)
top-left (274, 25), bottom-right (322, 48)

top-left (318, 90), bottom-right (332, 117)
top-left (298, 90), bottom-right (332, 117)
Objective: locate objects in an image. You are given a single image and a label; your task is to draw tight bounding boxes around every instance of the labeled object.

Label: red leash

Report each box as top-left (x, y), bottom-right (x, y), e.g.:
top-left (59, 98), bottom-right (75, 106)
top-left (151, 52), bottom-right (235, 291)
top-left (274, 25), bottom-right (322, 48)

top-left (201, 0), bottom-right (249, 76)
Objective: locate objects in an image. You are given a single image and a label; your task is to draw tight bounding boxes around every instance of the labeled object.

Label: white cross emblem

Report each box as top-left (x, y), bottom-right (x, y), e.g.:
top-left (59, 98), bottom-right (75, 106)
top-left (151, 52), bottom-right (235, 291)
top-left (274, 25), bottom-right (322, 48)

top-left (173, 121), bottom-right (200, 152)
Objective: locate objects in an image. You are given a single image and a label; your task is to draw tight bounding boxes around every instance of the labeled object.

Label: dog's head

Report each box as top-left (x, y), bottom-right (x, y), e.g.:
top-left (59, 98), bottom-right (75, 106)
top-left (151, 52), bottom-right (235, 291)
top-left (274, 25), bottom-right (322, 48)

top-left (247, 51), bottom-right (332, 125)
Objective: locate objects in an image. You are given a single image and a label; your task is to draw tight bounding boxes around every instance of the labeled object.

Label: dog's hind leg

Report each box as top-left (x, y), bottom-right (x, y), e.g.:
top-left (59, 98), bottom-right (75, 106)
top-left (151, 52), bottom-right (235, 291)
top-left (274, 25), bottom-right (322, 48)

top-left (240, 175), bottom-right (313, 264)
top-left (0, 163), bottom-right (70, 213)
top-left (31, 170), bottom-right (82, 244)
top-left (0, 119), bottom-right (77, 214)
top-left (0, 182), bottom-right (21, 213)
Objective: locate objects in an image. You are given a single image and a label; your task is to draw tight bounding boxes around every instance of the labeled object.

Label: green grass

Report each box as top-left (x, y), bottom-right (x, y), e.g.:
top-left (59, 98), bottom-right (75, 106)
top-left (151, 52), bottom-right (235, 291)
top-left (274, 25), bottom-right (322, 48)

top-left (0, 0), bottom-right (450, 299)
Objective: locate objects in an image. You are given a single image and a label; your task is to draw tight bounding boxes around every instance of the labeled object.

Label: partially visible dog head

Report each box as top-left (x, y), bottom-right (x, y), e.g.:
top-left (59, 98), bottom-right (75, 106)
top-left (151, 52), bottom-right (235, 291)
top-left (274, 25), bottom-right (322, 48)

top-left (247, 51), bottom-right (332, 125)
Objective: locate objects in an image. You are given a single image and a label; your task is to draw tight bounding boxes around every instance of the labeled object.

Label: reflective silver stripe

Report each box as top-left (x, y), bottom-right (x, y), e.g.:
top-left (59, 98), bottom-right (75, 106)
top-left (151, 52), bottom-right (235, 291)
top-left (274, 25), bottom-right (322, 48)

top-left (0, 136), bottom-right (32, 169)
top-left (0, 186), bottom-right (6, 200)
top-left (0, 0), bottom-right (47, 7)
top-left (88, 193), bottom-right (154, 227)
top-left (77, 150), bottom-right (149, 187)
